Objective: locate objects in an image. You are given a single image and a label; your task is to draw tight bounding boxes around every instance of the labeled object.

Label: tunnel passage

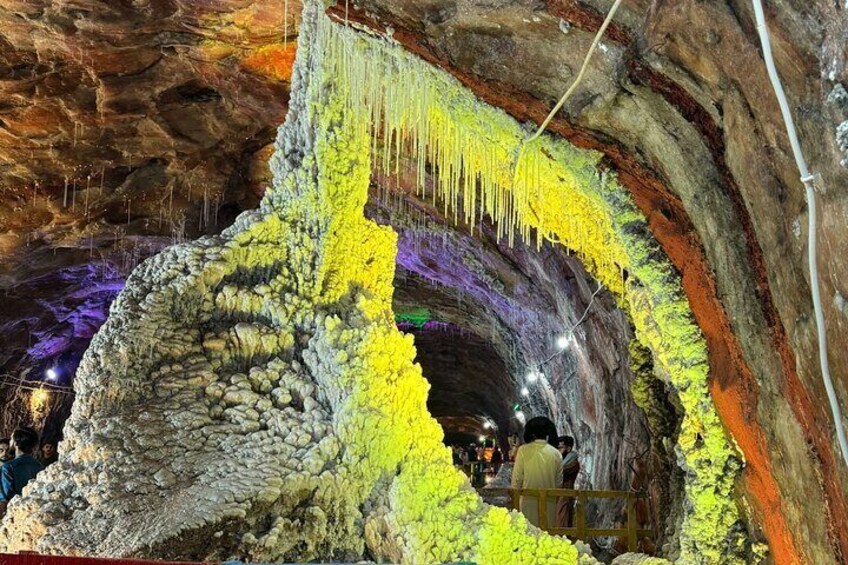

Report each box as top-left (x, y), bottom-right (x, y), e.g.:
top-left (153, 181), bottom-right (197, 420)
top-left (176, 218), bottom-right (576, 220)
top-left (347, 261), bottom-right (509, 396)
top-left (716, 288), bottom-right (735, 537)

top-left (320, 13), bottom-right (751, 561)
top-left (0, 6), bottom-right (758, 564)
top-left (402, 322), bottom-right (516, 446)
top-left (375, 188), bottom-right (682, 545)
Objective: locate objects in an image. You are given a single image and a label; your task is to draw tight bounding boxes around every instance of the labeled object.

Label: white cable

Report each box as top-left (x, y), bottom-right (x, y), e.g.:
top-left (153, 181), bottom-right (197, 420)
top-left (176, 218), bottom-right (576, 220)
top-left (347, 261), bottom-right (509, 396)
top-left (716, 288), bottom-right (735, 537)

top-left (525, 0), bottom-right (625, 145)
top-left (752, 0), bottom-right (848, 468)
top-left (569, 280), bottom-right (604, 334)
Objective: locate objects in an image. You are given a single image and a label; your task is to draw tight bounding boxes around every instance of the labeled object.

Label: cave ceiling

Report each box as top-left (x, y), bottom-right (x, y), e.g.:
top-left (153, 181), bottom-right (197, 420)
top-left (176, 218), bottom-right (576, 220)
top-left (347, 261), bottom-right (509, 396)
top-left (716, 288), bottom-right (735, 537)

top-left (0, 0), bottom-right (847, 562)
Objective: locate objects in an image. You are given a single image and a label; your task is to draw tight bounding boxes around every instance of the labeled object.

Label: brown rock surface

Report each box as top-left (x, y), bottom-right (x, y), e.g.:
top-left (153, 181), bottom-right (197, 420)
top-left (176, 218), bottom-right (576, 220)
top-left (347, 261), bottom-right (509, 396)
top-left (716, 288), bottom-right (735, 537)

top-left (1, 0), bottom-right (847, 563)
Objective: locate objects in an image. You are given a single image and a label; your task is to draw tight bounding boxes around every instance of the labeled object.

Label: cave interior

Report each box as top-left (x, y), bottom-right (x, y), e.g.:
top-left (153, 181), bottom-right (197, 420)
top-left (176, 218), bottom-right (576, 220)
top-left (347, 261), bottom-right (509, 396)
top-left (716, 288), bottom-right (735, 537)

top-left (0, 1), bottom-right (847, 564)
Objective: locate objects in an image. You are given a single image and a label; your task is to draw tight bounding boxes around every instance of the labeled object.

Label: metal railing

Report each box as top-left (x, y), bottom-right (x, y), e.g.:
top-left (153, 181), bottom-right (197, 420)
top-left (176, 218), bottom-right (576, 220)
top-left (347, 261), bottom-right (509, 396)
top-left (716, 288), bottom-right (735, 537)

top-left (483, 488), bottom-right (652, 552)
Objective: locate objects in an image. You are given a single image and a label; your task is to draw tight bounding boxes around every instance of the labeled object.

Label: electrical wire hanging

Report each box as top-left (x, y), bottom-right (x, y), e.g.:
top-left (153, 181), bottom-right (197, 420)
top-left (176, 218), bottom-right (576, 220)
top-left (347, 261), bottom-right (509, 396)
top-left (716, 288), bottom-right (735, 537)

top-left (533, 280), bottom-right (605, 371)
top-left (525, 0), bottom-right (625, 145)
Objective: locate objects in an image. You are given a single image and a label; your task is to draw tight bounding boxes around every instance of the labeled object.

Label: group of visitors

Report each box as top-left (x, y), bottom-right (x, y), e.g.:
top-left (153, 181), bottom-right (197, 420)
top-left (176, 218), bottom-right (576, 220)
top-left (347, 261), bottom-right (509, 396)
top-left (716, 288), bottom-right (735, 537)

top-left (451, 443), bottom-right (504, 467)
top-left (511, 416), bottom-right (581, 529)
top-left (0, 427), bottom-right (58, 515)
top-left (451, 443), bottom-right (506, 487)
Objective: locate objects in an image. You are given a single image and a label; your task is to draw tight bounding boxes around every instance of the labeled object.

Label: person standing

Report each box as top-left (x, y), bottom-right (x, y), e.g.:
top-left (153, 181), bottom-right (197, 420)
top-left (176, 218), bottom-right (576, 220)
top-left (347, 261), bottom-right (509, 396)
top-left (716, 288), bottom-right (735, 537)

top-left (39, 441), bottom-right (59, 467)
top-left (511, 417), bottom-right (562, 529)
top-left (508, 433), bottom-right (519, 462)
top-left (0, 438), bottom-right (12, 464)
top-left (557, 435), bottom-right (581, 527)
top-left (451, 445), bottom-right (462, 466)
top-left (0, 427), bottom-right (44, 515)
top-left (491, 447), bottom-right (503, 474)
top-left (558, 436), bottom-right (580, 486)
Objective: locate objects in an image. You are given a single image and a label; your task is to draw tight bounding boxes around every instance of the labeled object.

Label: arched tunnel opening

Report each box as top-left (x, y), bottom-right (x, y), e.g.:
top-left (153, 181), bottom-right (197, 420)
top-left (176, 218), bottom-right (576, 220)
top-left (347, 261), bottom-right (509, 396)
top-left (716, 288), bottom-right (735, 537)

top-left (368, 171), bottom-right (685, 558)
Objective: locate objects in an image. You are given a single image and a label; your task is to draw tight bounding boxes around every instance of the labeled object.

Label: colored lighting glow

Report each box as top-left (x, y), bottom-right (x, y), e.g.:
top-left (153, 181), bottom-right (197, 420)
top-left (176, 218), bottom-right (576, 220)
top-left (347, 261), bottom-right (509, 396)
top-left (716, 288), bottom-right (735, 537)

top-left (29, 388), bottom-right (50, 415)
top-left (45, 368), bottom-right (58, 381)
top-left (301, 15), bottom-right (746, 563)
top-left (394, 307), bottom-right (433, 329)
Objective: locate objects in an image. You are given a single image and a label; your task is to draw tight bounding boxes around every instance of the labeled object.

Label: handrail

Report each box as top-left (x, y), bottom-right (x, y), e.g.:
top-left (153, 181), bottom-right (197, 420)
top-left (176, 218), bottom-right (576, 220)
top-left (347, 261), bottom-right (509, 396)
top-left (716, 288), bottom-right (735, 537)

top-left (482, 487), bottom-right (652, 552)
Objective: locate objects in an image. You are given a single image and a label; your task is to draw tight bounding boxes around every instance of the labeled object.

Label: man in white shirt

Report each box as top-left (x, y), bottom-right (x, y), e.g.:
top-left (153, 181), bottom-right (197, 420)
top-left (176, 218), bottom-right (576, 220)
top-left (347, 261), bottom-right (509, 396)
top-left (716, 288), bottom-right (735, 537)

top-left (511, 416), bottom-right (562, 529)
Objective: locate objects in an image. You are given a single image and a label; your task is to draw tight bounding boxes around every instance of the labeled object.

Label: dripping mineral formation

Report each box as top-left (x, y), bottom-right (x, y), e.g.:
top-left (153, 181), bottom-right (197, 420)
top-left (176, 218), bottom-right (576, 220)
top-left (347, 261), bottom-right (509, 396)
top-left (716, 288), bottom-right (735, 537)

top-left (0, 0), bottom-right (846, 564)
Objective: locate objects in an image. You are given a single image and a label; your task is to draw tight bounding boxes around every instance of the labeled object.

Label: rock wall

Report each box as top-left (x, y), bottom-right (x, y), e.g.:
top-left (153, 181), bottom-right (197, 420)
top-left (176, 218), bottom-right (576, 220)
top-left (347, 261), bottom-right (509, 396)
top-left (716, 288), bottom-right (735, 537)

top-left (0, 4), bottom-right (601, 563)
top-left (0, 0), bottom-right (845, 563)
top-left (323, 1), bottom-right (848, 562)
top-left (0, 2), bottom-right (759, 563)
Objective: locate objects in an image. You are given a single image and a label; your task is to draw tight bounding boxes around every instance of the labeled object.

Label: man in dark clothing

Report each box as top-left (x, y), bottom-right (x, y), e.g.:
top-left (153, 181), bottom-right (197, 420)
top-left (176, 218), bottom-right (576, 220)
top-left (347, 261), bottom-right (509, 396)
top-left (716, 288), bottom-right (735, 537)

top-left (451, 445), bottom-right (462, 466)
top-left (0, 427), bottom-right (44, 515)
top-left (556, 435), bottom-right (580, 527)
top-left (0, 438), bottom-right (12, 463)
top-left (39, 441), bottom-right (58, 467)
top-left (491, 447), bottom-right (503, 474)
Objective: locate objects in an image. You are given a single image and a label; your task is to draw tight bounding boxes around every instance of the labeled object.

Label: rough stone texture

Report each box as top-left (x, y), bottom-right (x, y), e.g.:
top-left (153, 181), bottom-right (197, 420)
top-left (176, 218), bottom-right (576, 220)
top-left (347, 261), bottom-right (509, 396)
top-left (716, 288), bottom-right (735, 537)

top-left (0, 6), bottom-right (610, 563)
top-left (0, 0), bottom-right (846, 563)
top-left (322, 1), bottom-right (848, 563)
top-left (0, 0), bottom-right (297, 378)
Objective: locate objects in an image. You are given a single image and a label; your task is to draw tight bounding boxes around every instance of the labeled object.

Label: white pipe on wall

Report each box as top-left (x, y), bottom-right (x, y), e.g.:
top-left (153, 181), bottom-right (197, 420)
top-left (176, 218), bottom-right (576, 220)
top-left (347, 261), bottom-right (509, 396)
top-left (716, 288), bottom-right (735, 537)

top-left (752, 0), bottom-right (848, 468)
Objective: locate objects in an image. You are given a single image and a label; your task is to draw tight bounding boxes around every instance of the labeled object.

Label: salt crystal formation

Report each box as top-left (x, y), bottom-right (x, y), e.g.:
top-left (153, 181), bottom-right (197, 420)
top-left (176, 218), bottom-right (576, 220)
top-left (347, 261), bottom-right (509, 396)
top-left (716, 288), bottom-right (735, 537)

top-left (0, 1), bottom-right (749, 563)
top-left (0, 4), bottom-right (595, 564)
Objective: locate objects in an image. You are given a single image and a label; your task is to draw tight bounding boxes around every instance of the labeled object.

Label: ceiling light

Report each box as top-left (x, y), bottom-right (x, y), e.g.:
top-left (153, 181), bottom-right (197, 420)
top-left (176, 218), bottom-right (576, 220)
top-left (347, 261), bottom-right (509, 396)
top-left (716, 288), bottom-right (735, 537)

top-left (483, 421), bottom-right (491, 429)
top-left (521, 387), bottom-right (529, 397)
top-left (478, 435), bottom-right (486, 443)
top-left (557, 334), bottom-right (574, 350)
top-left (526, 370), bottom-right (539, 383)
top-left (515, 410), bottom-right (526, 424)
top-left (45, 368), bottom-right (58, 381)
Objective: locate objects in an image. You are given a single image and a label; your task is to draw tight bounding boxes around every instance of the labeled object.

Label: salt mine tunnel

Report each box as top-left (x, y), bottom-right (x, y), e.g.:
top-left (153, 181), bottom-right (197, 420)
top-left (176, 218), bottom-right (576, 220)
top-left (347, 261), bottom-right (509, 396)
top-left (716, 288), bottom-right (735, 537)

top-left (0, 0), bottom-right (846, 564)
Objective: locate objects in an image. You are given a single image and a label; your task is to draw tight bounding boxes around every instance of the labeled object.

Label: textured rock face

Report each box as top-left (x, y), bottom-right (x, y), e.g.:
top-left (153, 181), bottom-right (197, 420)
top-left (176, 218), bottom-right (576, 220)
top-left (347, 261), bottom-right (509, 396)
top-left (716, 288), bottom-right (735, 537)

top-left (323, 1), bottom-right (848, 562)
top-left (0, 3), bottom-right (744, 563)
top-left (0, 0), bottom-right (298, 379)
top-left (0, 227), bottom-right (359, 559)
top-left (1, 0), bottom-right (847, 563)
top-left (0, 6), bottom-right (603, 563)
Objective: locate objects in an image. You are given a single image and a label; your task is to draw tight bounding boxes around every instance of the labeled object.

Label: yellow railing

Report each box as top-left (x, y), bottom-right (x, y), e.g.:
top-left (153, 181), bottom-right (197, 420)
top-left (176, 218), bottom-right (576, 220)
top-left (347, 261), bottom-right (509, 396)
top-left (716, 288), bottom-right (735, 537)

top-left (483, 488), bottom-right (653, 552)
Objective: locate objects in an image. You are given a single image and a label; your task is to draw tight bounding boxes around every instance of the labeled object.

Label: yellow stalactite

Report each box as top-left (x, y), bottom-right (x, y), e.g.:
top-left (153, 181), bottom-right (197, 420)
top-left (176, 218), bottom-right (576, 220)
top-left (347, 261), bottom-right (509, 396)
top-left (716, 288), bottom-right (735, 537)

top-left (245, 8), bottom-right (751, 563)
top-left (29, 388), bottom-right (50, 416)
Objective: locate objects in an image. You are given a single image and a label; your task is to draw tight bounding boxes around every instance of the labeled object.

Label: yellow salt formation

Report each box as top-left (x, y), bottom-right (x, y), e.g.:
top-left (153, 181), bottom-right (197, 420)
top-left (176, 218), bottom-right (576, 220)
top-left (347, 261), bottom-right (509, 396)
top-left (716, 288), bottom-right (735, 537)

top-left (29, 388), bottom-right (50, 417)
top-left (0, 3), bottom-right (749, 563)
top-left (321, 20), bottom-right (629, 296)
top-left (308, 12), bottom-right (749, 564)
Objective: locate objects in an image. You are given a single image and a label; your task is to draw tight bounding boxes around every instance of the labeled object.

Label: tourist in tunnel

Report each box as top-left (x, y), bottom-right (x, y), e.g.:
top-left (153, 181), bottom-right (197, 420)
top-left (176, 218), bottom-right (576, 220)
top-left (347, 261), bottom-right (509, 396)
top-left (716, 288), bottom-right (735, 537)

top-left (557, 435), bottom-right (581, 528)
top-left (467, 443), bottom-right (478, 463)
top-left (491, 446), bottom-right (503, 474)
top-left (511, 416), bottom-right (562, 528)
top-left (38, 440), bottom-right (58, 467)
top-left (0, 439), bottom-right (11, 464)
top-left (451, 444), bottom-right (462, 466)
top-left (508, 433), bottom-right (520, 461)
top-left (0, 428), bottom-right (44, 516)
